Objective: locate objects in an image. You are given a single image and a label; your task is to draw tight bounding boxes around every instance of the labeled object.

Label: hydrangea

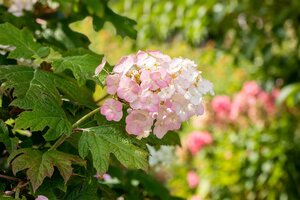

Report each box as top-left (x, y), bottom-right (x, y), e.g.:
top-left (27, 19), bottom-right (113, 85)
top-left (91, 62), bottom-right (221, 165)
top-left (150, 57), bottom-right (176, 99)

top-left (98, 50), bottom-right (213, 139)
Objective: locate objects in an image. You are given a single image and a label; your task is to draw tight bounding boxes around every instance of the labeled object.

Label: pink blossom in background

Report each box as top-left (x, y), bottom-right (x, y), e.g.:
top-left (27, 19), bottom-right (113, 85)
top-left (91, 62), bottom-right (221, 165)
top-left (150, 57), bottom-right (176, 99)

top-left (100, 99), bottom-right (123, 122)
top-left (211, 95), bottom-right (231, 120)
top-left (242, 81), bottom-right (262, 96)
top-left (258, 91), bottom-right (276, 113)
top-left (230, 92), bottom-right (247, 121)
top-left (187, 131), bottom-right (213, 155)
top-left (35, 195), bottom-right (48, 200)
top-left (189, 196), bottom-right (202, 200)
top-left (187, 171), bottom-right (199, 189)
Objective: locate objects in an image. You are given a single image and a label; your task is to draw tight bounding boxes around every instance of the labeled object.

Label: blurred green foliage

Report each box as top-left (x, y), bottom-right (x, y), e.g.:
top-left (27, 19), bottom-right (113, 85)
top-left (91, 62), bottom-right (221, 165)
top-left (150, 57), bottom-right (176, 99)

top-left (111, 0), bottom-right (300, 84)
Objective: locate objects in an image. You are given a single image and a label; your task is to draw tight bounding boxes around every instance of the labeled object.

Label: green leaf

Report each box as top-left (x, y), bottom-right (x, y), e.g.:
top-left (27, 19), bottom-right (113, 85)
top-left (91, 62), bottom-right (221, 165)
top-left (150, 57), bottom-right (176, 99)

top-left (142, 131), bottom-right (181, 147)
top-left (105, 6), bottom-right (137, 39)
top-left (127, 170), bottom-right (175, 200)
top-left (78, 125), bottom-right (148, 174)
top-left (8, 149), bottom-right (85, 192)
top-left (35, 176), bottom-right (66, 200)
top-left (63, 178), bottom-right (100, 200)
top-left (277, 83), bottom-right (300, 107)
top-left (52, 52), bottom-right (105, 86)
top-left (0, 65), bottom-right (94, 141)
top-left (0, 120), bottom-right (18, 153)
top-left (0, 23), bottom-right (43, 60)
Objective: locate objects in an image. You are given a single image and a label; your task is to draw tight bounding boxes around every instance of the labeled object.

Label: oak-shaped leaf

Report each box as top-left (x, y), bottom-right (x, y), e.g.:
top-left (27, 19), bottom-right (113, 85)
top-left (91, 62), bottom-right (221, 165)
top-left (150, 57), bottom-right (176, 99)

top-left (52, 51), bottom-right (106, 86)
top-left (78, 125), bottom-right (148, 174)
top-left (0, 23), bottom-right (45, 60)
top-left (0, 65), bottom-right (94, 141)
top-left (8, 149), bottom-right (85, 192)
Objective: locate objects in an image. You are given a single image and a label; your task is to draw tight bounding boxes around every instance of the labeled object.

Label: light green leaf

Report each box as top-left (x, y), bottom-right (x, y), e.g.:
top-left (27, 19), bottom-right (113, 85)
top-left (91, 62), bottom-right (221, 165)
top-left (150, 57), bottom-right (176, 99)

top-left (0, 23), bottom-right (44, 60)
top-left (78, 125), bottom-right (148, 174)
top-left (8, 149), bottom-right (85, 192)
top-left (0, 120), bottom-right (18, 153)
top-left (52, 52), bottom-right (105, 86)
top-left (277, 83), bottom-right (300, 107)
top-left (0, 65), bottom-right (94, 141)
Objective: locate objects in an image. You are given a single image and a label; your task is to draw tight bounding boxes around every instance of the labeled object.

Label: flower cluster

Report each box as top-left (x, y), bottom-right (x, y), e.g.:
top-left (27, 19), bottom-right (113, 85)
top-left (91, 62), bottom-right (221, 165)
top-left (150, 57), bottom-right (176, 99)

top-left (211, 81), bottom-right (279, 127)
top-left (99, 50), bottom-right (213, 139)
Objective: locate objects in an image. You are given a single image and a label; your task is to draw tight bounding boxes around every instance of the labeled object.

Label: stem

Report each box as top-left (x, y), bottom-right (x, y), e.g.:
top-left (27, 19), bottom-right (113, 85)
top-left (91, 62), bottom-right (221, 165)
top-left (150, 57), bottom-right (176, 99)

top-left (71, 107), bottom-right (100, 129)
top-left (0, 174), bottom-right (21, 182)
top-left (49, 94), bottom-right (108, 151)
top-left (95, 94), bottom-right (109, 104)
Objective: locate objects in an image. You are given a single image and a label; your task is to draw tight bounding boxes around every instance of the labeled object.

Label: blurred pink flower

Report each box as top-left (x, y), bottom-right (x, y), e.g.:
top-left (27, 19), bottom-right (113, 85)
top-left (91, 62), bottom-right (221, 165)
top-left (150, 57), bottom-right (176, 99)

top-left (189, 195), bottom-right (202, 200)
top-left (230, 93), bottom-right (247, 121)
top-left (187, 171), bottom-right (199, 189)
top-left (242, 81), bottom-right (262, 96)
top-left (187, 131), bottom-right (213, 155)
top-left (258, 91), bottom-right (275, 113)
top-left (211, 95), bottom-right (231, 120)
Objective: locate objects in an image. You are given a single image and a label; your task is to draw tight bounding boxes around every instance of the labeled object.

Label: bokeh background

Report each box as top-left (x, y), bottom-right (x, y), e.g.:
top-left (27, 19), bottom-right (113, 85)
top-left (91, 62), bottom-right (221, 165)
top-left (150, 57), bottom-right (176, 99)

top-left (69, 1), bottom-right (300, 199)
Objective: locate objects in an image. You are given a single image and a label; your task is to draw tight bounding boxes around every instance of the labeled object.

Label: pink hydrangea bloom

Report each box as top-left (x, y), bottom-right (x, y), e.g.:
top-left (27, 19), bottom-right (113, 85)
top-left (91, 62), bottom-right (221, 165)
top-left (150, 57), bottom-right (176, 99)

top-left (126, 110), bottom-right (153, 137)
top-left (150, 68), bottom-right (172, 89)
top-left (154, 106), bottom-right (181, 138)
top-left (100, 99), bottom-right (123, 121)
top-left (106, 74), bottom-right (120, 95)
top-left (95, 57), bottom-right (106, 76)
top-left (113, 55), bottom-right (134, 74)
top-left (187, 131), bottom-right (213, 155)
top-left (99, 50), bottom-right (213, 139)
top-left (187, 171), bottom-right (199, 189)
top-left (117, 76), bottom-right (140, 103)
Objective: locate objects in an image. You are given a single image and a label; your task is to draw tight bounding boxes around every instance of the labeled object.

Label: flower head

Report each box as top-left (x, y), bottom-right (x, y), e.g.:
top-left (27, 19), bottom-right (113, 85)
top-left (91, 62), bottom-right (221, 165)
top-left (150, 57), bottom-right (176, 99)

top-left (99, 50), bottom-right (213, 139)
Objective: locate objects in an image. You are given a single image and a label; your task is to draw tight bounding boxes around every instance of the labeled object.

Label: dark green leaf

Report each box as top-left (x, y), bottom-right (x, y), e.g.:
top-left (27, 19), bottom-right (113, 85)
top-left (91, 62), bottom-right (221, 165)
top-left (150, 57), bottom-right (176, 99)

top-left (52, 52), bottom-right (105, 86)
top-left (8, 149), bottom-right (85, 192)
top-left (105, 6), bottom-right (137, 39)
top-left (142, 131), bottom-right (181, 147)
top-left (0, 65), bottom-right (94, 141)
top-left (0, 120), bottom-right (18, 153)
top-left (78, 125), bottom-right (148, 174)
top-left (0, 23), bottom-right (43, 60)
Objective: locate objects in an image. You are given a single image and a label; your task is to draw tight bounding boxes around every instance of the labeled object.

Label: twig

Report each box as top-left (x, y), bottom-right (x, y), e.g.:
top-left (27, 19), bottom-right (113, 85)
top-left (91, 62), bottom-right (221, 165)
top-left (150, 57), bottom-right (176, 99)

top-left (49, 94), bottom-right (109, 151)
top-left (0, 174), bottom-right (21, 182)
